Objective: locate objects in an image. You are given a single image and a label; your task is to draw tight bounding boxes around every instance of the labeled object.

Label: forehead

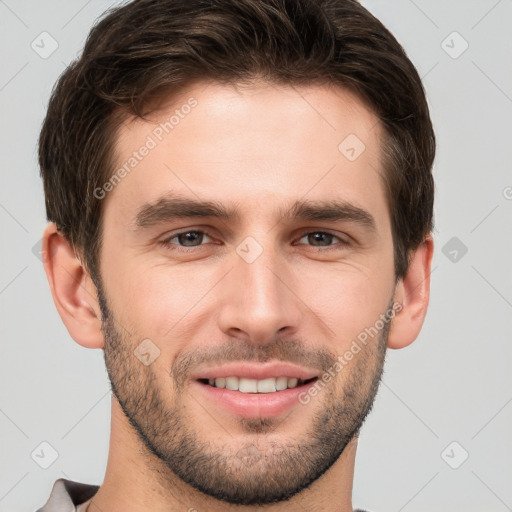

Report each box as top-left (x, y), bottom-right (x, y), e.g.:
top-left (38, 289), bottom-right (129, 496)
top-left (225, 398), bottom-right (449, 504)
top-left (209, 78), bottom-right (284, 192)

top-left (106, 80), bottom-right (388, 229)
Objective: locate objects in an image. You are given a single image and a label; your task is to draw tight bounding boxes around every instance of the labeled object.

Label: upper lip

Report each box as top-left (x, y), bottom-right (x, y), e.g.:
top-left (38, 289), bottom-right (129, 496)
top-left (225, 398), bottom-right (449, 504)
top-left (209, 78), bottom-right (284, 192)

top-left (191, 362), bottom-right (320, 381)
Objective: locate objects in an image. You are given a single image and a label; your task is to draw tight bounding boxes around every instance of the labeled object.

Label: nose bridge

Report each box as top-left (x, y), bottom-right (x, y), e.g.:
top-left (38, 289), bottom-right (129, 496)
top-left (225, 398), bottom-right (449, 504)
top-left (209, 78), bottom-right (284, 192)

top-left (240, 239), bottom-right (283, 307)
top-left (217, 233), bottom-right (301, 343)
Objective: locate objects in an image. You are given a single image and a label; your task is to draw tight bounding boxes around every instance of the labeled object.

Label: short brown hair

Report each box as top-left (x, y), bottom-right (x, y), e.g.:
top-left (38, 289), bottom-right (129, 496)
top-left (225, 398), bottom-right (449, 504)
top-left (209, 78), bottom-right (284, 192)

top-left (39, 0), bottom-right (435, 282)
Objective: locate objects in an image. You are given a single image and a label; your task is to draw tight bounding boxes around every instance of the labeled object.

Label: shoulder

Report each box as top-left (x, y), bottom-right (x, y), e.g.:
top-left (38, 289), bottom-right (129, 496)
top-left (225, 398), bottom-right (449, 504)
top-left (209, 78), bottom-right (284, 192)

top-left (35, 478), bottom-right (99, 511)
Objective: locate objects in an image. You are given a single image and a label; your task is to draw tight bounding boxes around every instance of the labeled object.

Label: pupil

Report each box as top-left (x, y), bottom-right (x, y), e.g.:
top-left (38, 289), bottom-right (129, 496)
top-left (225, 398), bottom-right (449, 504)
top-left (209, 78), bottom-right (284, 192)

top-left (311, 233), bottom-right (331, 246)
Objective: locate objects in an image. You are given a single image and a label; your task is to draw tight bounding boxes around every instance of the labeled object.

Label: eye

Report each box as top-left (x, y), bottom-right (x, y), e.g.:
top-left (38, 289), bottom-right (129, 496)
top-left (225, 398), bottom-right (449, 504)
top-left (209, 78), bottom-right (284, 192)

top-left (295, 231), bottom-right (350, 249)
top-left (159, 229), bottom-right (350, 253)
top-left (160, 230), bottom-right (214, 251)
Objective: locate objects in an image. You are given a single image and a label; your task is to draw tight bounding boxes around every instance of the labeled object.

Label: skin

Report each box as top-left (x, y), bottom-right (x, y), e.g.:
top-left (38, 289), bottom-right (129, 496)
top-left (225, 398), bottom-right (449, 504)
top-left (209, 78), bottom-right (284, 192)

top-left (42, 80), bottom-right (433, 512)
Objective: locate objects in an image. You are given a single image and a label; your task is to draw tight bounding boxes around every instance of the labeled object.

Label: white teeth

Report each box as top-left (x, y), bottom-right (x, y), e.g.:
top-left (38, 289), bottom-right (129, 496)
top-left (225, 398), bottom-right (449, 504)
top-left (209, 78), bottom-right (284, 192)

top-left (239, 378), bottom-right (258, 393)
top-left (207, 376), bottom-right (311, 393)
top-left (287, 378), bottom-right (298, 389)
top-left (214, 377), bottom-right (226, 388)
top-left (257, 377), bottom-right (276, 393)
top-left (276, 376), bottom-right (288, 391)
top-left (225, 376), bottom-right (239, 391)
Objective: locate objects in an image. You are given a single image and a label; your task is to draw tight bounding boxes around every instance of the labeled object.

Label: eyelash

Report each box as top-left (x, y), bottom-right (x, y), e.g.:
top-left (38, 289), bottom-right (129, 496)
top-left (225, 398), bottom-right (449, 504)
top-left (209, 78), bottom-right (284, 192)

top-left (159, 229), bottom-right (350, 253)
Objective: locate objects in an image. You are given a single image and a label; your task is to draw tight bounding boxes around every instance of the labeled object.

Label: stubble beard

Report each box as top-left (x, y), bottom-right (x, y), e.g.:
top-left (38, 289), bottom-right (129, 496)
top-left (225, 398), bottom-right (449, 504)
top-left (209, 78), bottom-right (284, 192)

top-left (98, 284), bottom-right (390, 506)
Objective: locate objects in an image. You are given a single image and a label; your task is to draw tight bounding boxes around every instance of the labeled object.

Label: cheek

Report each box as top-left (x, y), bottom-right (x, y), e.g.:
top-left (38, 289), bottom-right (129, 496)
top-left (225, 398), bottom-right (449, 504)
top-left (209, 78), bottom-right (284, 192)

top-left (106, 261), bottom-right (219, 340)
top-left (300, 264), bottom-right (393, 346)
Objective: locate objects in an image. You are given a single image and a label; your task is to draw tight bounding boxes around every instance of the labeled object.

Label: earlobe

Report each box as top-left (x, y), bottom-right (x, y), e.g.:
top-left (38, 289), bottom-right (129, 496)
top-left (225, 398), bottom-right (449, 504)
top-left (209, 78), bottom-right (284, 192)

top-left (387, 235), bottom-right (434, 350)
top-left (42, 223), bottom-right (104, 349)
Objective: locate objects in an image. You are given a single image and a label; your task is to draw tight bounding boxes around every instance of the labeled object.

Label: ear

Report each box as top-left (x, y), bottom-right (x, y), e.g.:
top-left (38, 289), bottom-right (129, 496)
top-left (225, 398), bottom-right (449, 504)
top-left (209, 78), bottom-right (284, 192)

top-left (387, 235), bottom-right (434, 349)
top-left (42, 223), bottom-right (104, 349)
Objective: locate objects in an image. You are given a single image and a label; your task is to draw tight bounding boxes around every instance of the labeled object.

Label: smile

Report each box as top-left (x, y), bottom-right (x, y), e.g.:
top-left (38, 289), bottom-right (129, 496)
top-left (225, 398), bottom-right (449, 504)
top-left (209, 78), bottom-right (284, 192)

top-left (200, 376), bottom-right (318, 393)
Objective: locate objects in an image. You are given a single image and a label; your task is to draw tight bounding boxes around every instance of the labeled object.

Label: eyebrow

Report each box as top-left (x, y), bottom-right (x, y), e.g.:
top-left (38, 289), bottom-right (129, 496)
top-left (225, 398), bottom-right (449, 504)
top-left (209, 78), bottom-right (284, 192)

top-left (134, 193), bottom-right (376, 232)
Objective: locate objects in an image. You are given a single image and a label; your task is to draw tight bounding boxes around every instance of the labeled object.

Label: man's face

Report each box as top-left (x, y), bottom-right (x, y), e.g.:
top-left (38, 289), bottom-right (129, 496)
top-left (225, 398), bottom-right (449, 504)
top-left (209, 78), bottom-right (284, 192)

top-left (98, 81), bottom-right (397, 505)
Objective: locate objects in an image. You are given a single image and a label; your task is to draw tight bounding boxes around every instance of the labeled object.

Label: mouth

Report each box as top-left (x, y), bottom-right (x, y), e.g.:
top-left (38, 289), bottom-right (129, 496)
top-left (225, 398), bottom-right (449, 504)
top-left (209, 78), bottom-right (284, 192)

top-left (191, 362), bottom-right (321, 418)
top-left (198, 376), bottom-right (319, 393)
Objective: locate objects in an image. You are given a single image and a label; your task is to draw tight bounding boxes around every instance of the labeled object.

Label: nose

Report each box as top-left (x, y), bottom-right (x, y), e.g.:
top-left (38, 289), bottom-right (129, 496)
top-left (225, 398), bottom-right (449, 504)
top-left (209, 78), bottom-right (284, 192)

top-left (216, 239), bottom-right (303, 346)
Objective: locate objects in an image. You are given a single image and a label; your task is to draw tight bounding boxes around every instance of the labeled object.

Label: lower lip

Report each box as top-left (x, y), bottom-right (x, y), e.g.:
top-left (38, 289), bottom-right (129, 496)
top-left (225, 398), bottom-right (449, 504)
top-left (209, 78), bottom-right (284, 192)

top-left (193, 379), bottom-right (318, 418)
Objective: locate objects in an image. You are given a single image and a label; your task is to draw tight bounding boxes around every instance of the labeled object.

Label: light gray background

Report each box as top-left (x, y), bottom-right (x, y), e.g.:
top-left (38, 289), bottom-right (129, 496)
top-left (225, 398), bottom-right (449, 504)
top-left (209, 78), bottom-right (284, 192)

top-left (1, 1), bottom-right (511, 511)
